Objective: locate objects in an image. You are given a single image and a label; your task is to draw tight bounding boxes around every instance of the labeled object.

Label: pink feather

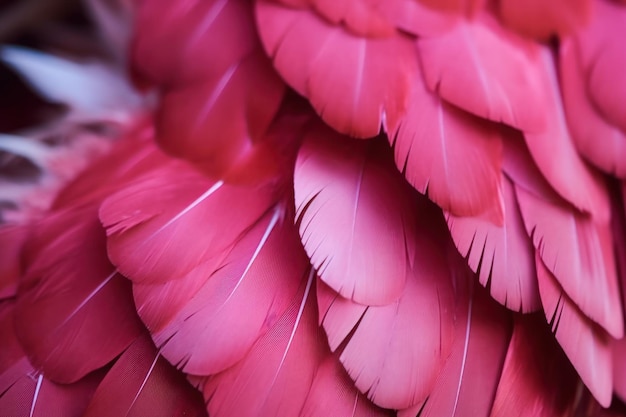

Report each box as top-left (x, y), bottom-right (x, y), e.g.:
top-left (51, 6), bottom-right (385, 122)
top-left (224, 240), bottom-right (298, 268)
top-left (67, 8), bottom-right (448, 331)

top-left (315, 194), bottom-right (456, 409)
top-left (294, 126), bottom-right (418, 305)
top-left (575, 0), bottom-right (626, 133)
top-left (300, 354), bottom-right (393, 417)
top-left (83, 335), bottom-right (207, 417)
top-left (132, 0), bottom-right (286, 176)
top-left (255, 0), bottom-right (418, 138)
top-left (389, 70), bottom-right (504, 219)
top-left (14, 207), bottom-right (144, 384)
top-left (490, 315), bottom-right (582, 417)
top-left (100, 160), bottom-right (279, 285)
top-left (417, 15), bottom-right (546, 133)
top-left (559, 39), bottom-right (626, 179)
top-left (0, 225), bottom-right (29, 300)
top-left (523, 47), bottom-right (610, 223)
top-left (135, 206), bottom-right (309, 375)
top-left (447, 174), bottom-right (540, 312)
top-left (403, 280), bottom-right (512, 417)
top-left (535, 255), bottom-right (612, 407)
top-left (201, 270), bottom-right (325, 417)
top-left (515, 185), bottom-right (623, 339)
top-left (497, 0), bottom-right (591, 40)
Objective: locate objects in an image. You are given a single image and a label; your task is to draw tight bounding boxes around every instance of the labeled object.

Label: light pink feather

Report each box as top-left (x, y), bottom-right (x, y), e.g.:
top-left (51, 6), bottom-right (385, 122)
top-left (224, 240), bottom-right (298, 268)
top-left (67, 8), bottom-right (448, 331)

top-left (523, 48), bottom-right (610, 223)
top-left (14, 208), bottom-right (144, 384)
top-left (447, 174), bottom-right (540, 312)
top-left (389, 71), bottom-right (504, 219)
top-left (294, 127), bottom-right (417, 305)
top-left (559, 39), bottom-right (626, 179)
top-left (100, 160), bottom-right (278, 285)
top-left (316, 195), bottom-right (456, 409)
top-left (256, 0), bottom-right (418, 138)
top-left (136, 206), bottom-right (309, 375)
top-left (83, 335), bottom-right (207, 417)
top-left (489, 315), bottom-right (583, 417)
top-left (535, 255), bottom-right (612, 407)
top-left (417, 15), bottom-right (546, 133)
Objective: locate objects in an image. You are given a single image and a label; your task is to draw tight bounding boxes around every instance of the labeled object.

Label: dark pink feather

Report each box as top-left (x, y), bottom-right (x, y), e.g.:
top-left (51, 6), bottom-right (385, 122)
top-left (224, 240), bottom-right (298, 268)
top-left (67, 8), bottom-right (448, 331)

top-left (14, 208), bottom-right (144, 384)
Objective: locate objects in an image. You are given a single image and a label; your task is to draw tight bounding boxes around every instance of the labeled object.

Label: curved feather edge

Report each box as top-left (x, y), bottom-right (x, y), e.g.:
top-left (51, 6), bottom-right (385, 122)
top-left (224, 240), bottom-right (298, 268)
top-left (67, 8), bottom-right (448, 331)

top-left (447, 174), bottom-right (540, 313)
top-left (515, 185), bottom-right (623, 339)
top-left (523, 47), bottom-right (610, 223)
top-left (294, 127), bottom-right (417, 305)
top-left (316, 194), bottom-right (457, 409)
top-left (255, 0), bottom-right (417, 138)
top-left (417, 15), bottom-right (546, 133)
top-left (389, 68), bottom-right (504, 220)
top-left (136, 205), bottom-right (309, 376)
top-left (535, 254), bottom-right (612, 407)
top-left (559, 39), bottom-right (626, 179)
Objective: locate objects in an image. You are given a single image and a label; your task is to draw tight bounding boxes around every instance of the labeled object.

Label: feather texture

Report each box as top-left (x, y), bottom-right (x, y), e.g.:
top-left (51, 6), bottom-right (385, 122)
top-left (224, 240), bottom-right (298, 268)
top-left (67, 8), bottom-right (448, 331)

top-left (389, 70), bottom-right (503, 219)
top-left (135, 205), bottom-right (309, 375)
top-left (100, 160), bottom-right (278, 285)
top-left (14, 207), bottom-right (144, 383)
top-left (83, 335), bottom-right (207, 417)
top-left (535, 255), bottom-right (612, 407)
top-left (402, 280), bottom-right (511, 417)
top-left (417, 16), bottom-right (546, 133)
top-left (256, 0), bottom-right (417, 138)
top-left (294, 127), bottom-right (417, 305)
top-left (133, 0), bottom-right (285, 175)
top-left (315, 194), bottom-right (456, 409)
top-left (490, 315), bottom-right (582, 417)
top-left (497, 0), bottom-right (591, 40)
top-left (559, 39), bottom-right (626, 178)
top-left (447, 174), bottom-right (539, 312)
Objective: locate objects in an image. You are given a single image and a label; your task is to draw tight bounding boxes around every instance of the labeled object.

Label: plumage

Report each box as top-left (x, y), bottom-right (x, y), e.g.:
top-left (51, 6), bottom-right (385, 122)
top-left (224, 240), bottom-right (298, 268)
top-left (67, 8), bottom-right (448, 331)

top-left (3, 0), bottom-right (626, 415)
top-left (522, 48), bottom-right (610, 222)
top-left (490, 315), bottom-right (582, 417)
top-left (133, 0), bottom-right (286, 176)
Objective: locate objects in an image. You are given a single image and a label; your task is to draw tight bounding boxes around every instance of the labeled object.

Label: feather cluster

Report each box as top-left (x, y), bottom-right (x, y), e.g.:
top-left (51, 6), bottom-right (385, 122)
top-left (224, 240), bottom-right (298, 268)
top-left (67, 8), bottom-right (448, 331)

top-left (2, 0), bottom-right (626, 416)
